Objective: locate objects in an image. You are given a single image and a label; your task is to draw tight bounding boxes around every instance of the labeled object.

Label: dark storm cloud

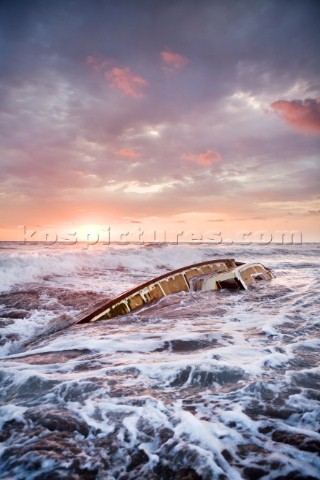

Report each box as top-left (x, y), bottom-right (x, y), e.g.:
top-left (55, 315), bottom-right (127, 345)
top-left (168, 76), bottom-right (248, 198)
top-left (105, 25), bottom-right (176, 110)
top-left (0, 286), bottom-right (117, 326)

top-left (1, 0), bottom-right (320, 94)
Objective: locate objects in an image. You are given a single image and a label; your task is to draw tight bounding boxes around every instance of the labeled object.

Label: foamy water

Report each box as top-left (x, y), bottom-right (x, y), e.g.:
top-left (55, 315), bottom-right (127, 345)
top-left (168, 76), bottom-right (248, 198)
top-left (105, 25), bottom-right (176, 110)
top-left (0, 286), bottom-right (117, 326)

top-left (0, 242), bottom-right (319, 479)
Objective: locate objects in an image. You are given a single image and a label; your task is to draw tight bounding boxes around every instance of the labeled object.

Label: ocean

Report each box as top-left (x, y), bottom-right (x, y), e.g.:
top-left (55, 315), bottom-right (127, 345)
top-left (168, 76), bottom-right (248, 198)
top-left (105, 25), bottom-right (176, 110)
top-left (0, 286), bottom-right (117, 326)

top-left (0, 242), bottom-right (319, 479)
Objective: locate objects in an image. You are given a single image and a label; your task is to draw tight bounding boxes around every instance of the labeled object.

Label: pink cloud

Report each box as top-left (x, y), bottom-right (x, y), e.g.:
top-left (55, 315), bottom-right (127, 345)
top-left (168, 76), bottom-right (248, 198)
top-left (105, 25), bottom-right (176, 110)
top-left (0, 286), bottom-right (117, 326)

top-left (86, 56), bottom-right (148, 98)
top-left (86, 56), bottom-right (111, 73)
top-left (182, 150), bottom-right (221, 166)
top-left (161, 50), bottom-right (188, 70)
top-left (117, 148), bottom-right (140, 158)
top-left (270, 98), bottom-right (320, 133)
top-left (106, 67), bottom-right (148, 98)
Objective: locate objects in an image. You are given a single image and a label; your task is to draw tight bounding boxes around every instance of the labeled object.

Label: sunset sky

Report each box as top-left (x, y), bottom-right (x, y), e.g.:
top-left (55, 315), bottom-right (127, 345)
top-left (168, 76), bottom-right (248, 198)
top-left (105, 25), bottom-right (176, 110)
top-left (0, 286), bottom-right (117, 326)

top-left (0, 0), bottom-right (319, 242)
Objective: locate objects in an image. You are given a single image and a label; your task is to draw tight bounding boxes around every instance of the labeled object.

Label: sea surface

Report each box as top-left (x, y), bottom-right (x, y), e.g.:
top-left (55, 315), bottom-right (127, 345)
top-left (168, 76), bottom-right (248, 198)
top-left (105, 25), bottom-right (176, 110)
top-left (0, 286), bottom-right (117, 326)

top-left (0, 242), bottom-right (319, 480)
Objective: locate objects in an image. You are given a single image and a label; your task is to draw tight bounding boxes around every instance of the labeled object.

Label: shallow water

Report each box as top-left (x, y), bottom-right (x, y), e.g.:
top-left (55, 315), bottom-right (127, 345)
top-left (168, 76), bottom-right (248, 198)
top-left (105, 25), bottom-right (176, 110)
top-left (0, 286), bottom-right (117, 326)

top-left (0, 242), bottom-right (319, 479)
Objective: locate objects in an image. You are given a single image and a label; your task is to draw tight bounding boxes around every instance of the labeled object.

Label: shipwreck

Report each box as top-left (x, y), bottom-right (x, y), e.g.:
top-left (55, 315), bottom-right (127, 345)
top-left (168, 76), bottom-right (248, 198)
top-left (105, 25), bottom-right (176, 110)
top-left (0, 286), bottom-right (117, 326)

top-left (78, 259), bottom-right (272, 324)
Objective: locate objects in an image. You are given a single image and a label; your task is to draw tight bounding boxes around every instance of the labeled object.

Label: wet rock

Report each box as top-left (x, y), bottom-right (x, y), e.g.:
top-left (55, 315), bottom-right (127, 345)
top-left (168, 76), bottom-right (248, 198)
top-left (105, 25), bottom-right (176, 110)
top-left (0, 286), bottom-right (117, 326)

top-left (2, 309), bottom-right (30, 319)
top-left (153, 464), bottom-right (176, 479)
top-left (3, 375), bottom-right (58, 402)
top-left (269, 461), bottom-right (283, 470)
top-left (127, 448), bottom-right (149, 471)
top-left (221, 449), bottom-right (233, 462)
top-left (0, 419), bottom-right (25, 442)
top-left (159, 427), bottom-right (174, 443)
top-left (137, 417), bottom-right (155, 438)
top-left (56, 380), bottom-right (101, 402)
top-left (4, 349), bottom-right (92, 365)
top-left (156, 338), bottom-right (219, 353)
top-left (170, 366), bottom-right (244, 388)
top-left (272, 474), bottom-right (319, 480)
top-left (27, 408), bottom-right (89, 437)
top-left (258, 425), bottom-right (273, 434)
top-left (237, 443), bottom-right (266, 459)
top-left (0, 288), bottom-right (105, 313)
top-left (245, 404), bottom-right (295, 420)
top-left (0, 318), bottom-right (15, 327)
top-left (243, 466), bottom-right (267, 479)
top-left (305, 389), bottom-right (320, 401)
top-left (153, 464), bottom-right (203, 480)
top-left (292, 372), bottom-right (320, 389)
top-left (33, 462), bottom-right (99, 480)
top-left (0, 290), bottom-right (43, 310)
top-left (170, 366), bottom-right (192, 386)
top-left (1, 432), bottom-right (83, 464)
top-left (175, 468), bottom-right (203, 480)
top-left (272, 430), bottom-right (320, 453)
top-left (0, 333), bottom-right (20, 346)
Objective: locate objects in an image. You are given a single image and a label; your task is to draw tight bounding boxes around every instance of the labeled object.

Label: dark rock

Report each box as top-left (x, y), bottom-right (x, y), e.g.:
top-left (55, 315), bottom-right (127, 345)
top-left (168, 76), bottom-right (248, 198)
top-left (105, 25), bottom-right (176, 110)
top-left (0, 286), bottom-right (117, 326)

top-left (258, 425), bottom-right (273, 434)
top-left (127, 449), bottom-right (149, 471)
top-left (170, 366), bottom-right (192, 386)
top-left (272, 430), bottom-right (320, 453)
top-left (0, 333), bottom-right (20, 346)
top-left (175, 468), bottom-right (203, 480)
top-left (27, 408), bottom-right (89, 437)
top-left (156, 339), bottom-right (219, 353)
top-left (0, 419), bottom-right (25, 442)
top-left (0, 318), bottom-right (15, 327)
top-left (159, 427), bottom-right (174, 443)
top-left (237, 443), bottom-right (265, 459)
top-left (221, 449), bottom-right (233, 462)
top-left (153, 463), bottom-right (176, 479)
top-left (243, 466), bottom-right (267, 479)
top-left (272, 474), bottom-right (319, 480)
top-left (153, 464), bottom-right (203, 480)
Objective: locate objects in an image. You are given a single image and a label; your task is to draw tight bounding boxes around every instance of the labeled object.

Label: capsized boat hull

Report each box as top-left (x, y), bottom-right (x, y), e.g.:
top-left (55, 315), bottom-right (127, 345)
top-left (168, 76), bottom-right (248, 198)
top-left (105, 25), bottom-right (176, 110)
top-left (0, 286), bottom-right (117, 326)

top-left (78, 259), bottom-right (272, 324)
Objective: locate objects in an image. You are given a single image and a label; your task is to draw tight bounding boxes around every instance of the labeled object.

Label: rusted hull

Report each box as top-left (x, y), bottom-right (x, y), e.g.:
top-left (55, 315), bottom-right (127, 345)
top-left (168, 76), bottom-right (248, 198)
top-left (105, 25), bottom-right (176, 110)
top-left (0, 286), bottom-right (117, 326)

top-left (78, 259), bottom-right (272, 324)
